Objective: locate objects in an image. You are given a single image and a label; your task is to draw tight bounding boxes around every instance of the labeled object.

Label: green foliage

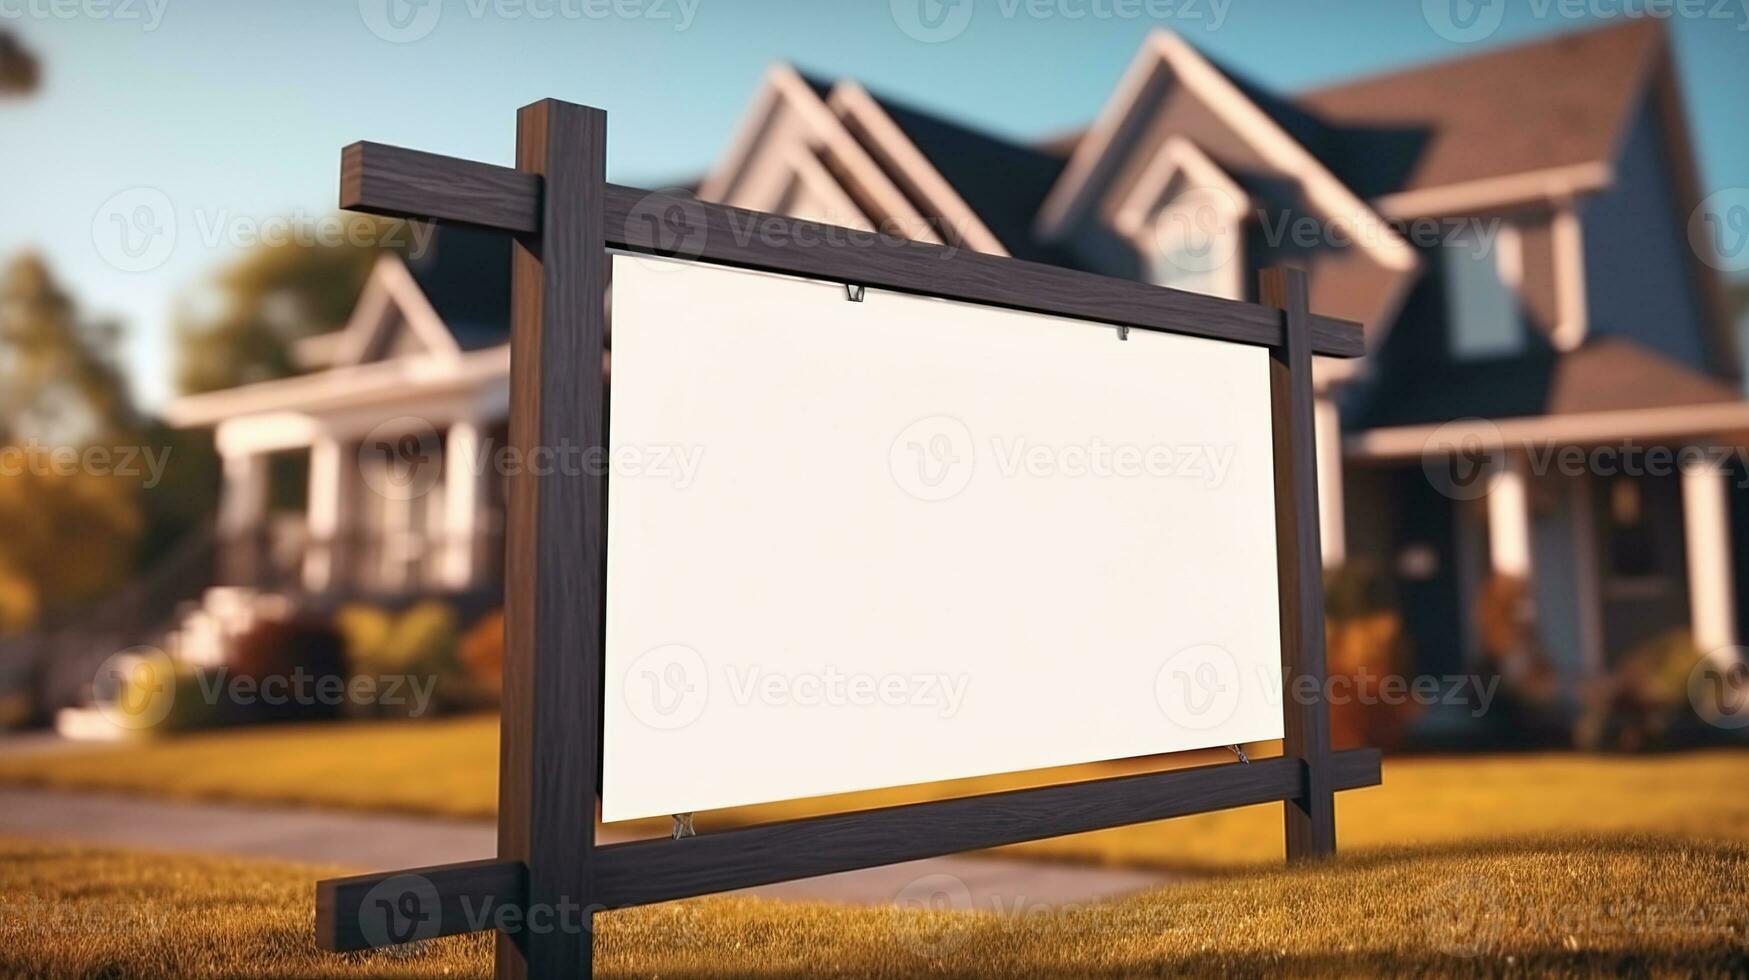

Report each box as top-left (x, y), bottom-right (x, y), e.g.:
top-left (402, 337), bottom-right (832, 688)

top-left (335, 601), bottom-right (481, 717)
top-left (0, 254), bottom-right (145, 631)
top-left (173, 223), bottom-right (392, 395)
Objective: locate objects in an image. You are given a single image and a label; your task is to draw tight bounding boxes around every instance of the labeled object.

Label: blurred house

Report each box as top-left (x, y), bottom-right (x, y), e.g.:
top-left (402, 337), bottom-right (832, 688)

top-left (165, 21), bottom-right (1743, 711)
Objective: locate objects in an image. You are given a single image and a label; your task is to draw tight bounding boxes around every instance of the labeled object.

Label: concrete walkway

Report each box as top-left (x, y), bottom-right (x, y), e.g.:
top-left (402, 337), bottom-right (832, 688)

top-left (0, 787), bottom-right (1174, 908)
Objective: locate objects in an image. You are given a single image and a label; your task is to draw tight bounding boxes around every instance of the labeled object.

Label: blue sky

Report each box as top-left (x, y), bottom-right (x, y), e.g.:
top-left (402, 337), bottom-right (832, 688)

top-left (3, 0), bottom-right (1747, 408)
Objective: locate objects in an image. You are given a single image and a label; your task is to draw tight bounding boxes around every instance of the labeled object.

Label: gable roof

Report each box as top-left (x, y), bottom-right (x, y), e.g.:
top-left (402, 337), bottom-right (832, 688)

top-left (843, 84), bottom-right (1073, 264)
top-left (1297, 20), bottom-right (1663, 212)
top-left (400, 226), bottom-right (511, 352)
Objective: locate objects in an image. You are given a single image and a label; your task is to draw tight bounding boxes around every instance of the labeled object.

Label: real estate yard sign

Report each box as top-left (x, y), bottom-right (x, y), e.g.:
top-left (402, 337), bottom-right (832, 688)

top-left (314, 99), bottom-right (1380, 980)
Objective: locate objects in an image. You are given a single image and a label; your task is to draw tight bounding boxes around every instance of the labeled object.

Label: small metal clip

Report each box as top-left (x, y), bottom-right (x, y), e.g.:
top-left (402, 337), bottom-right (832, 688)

top-left (1117, 325), bottom-right (1130, 341)
top-left (1229, 744), bottom-right (1250, 764)
top-left (846, 283), bottom-right (866, 303)
top-left (671, 813), bottom-right (696, 839)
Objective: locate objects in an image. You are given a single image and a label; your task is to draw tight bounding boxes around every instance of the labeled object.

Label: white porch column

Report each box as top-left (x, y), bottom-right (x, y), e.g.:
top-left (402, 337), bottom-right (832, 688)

top-left (304, 434), bottom-right (355, 592)
top-left (441, 419), bottom-right (488, 589)
top-left (218, 452), bottom-right (269, 585)
top-left (218, 452), bottom-right (268, 536)
top-left (1682, 454), bottom-right (1736, 652)
top-left (1488, 455), bottom-right (1533, 577)
top-left (1315, 396), bottom-right (1346, 568)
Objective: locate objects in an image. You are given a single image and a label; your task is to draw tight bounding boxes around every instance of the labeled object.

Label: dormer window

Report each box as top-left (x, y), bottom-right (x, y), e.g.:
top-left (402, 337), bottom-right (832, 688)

top-left (1113, 137), bottom-right (1247, 301)
top-left (1445, 222), bottom-right (1525, 359)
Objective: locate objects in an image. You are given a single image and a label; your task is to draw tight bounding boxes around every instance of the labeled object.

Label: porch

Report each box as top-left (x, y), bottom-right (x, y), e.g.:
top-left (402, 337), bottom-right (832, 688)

top-left (1345, 402), bottom-right (1749, 701)
top-left (167, 345), bottom-right (513, 600)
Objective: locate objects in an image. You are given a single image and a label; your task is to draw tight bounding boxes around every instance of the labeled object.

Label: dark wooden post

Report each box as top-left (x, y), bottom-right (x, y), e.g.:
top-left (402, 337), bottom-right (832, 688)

top-left (1263, 265), bottom-right (1337, 860)
top-left (497, 99), bottom-right (609, 978)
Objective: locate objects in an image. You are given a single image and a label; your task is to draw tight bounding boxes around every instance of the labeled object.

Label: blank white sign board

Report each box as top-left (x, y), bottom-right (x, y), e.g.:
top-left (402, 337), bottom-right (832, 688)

top-left (602, 253), bottom-right (1284, 822)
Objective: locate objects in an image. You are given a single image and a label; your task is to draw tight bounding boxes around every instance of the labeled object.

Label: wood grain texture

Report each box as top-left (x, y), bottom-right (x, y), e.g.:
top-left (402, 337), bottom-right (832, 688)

top-left (1263, 266), bottom-right (1338, 861)
top-left (341, 141), bottom-right (540, 234)
top-left (315, 859), bottom-right (525, 953)
top-left (310, 749), bottom-right (1379, 946)
top-left (333, 142), bottom-right (1365, 356)
top-left (496, 100), bottom-right (608, 980)
top-left (591, 748), bottom-right (1381, 909)
top-left (602, 186), bottom-right (1365, 357)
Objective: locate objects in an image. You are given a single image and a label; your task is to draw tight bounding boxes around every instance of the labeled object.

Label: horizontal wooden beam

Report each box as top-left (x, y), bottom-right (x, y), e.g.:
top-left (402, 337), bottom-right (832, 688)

top-left (316, 857), bottom-right (525, 953)
top-left (591, 748), bottom-right (1379, 908)
top-left (316, 748), bottom-right (1379, 951)
top-left (337, 143), bottom-right (1367, 357)
top-left (341, 141), bottom-right (540, 235)
top-left (602, 187), bottom-right (1365, 357)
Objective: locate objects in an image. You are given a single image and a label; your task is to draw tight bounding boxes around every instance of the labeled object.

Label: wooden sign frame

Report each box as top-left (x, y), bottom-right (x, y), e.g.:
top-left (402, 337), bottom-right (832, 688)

top-left (314, 99), bottom-right (1381, 979)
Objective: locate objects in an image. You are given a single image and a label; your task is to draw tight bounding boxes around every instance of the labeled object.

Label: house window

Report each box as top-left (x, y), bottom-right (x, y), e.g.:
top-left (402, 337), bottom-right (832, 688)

top-left (1605, 477), bottom-right (1656, 579)
top-left (1146, 184), bottom-right (1244, 301)
top-left (1445, 222), bottom-right (1523, 359)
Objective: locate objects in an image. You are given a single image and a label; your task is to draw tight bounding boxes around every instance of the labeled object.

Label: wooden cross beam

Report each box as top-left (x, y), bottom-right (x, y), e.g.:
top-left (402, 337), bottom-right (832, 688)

top-left (315, 98), bottom-right (1377, 979)
top-left (337, 140), bottom-right (1366, 356)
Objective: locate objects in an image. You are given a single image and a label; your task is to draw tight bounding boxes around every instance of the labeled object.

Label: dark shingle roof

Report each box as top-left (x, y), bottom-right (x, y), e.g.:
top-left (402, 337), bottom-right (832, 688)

top-left (401, 226), bottom-right (511, 351)
top-left (1297, 20), bottom-right (1663, 200)
top-left (859, 89), bottom-right (1074, 264)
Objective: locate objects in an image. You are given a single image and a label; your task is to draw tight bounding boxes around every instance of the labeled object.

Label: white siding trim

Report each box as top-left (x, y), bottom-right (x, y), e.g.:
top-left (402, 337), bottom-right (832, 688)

top-left (1682, 453), bottom-right (1737, 652)
top-left (1487, 457), bottom-right (1534, 577)
top-left (1551, 204), bottom-right (1589, 352)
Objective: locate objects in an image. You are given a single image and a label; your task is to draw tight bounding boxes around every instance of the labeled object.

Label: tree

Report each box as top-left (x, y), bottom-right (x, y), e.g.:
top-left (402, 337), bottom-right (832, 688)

top-left (0, 254), bottom-right (143, 632)
top-left (0, 32), bottom-right (38, 95)
top-left (173, 221), bottom-right (392, 395)
top-left (0, 254), bottom-right (134, 447)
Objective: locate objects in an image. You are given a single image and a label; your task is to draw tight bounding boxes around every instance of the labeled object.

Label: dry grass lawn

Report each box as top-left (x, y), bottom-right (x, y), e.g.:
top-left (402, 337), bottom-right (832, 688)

top-left (2, 717), bottom-right (1747, 870)
top-left (0, 836), bottom-right (1744, 978)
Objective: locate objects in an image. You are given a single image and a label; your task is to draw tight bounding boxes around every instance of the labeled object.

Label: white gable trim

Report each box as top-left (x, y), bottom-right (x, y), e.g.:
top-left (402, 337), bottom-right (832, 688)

top-left (1110, 136), bottom-right (1247, 239)
top-left (167, 344), bottom-right (510, 430)
top-left (331, 253), bottom-right (462, 367)
top-left (826, 81), bottom-right (1008, 255)
top-left (1373, 162), bottom-right (1613, 219)
top-left (698, 65), bottom-right (943, 245)
top-left (771, 141), bottom-right (875, 231)
top-left (1113, 137), bottom-right (1249, 302)
top-left (1036, 29), bottom-right (1416, 276)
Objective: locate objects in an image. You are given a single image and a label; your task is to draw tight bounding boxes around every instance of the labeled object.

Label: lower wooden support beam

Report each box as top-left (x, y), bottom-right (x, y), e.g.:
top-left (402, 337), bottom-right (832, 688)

top-left (316, 858), bottom-right (525, 953)
top-left (315, 748), bottom-right (1380, 952)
